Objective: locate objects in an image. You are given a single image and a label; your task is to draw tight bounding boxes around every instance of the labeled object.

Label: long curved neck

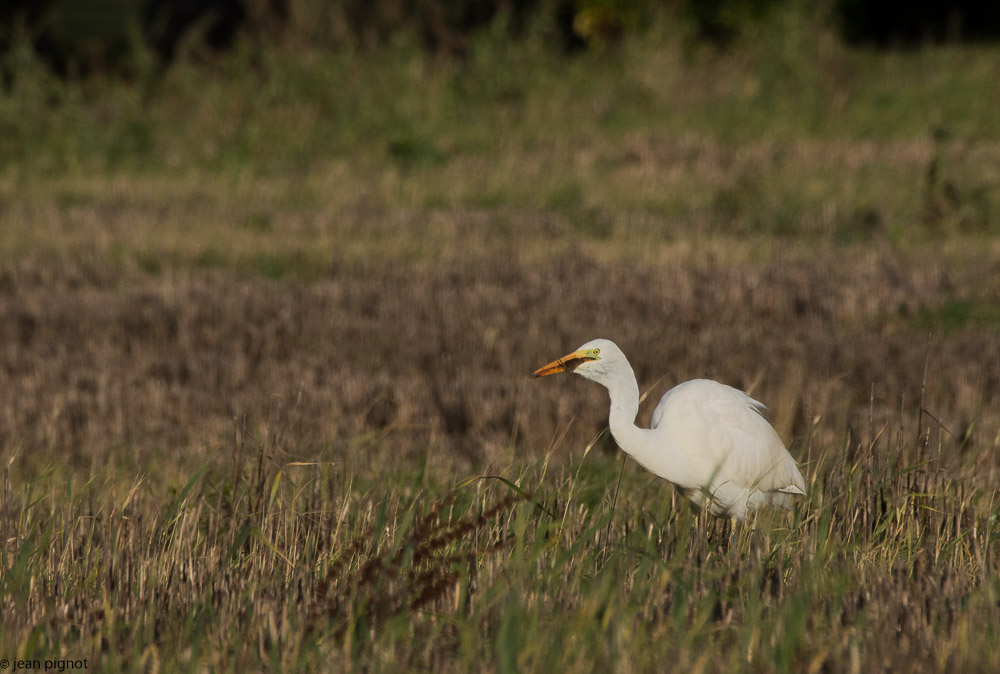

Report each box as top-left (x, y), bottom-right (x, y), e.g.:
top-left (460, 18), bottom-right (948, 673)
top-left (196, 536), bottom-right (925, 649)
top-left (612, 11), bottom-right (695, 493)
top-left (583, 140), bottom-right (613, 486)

top-left (603, 366), bottom-right (660, 470)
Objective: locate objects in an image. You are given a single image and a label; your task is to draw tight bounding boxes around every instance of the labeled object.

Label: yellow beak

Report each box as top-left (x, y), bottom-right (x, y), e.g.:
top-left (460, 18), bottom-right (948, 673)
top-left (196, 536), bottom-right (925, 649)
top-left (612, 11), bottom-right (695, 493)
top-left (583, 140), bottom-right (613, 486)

top-left (530, 349), bottom-right (596, 379)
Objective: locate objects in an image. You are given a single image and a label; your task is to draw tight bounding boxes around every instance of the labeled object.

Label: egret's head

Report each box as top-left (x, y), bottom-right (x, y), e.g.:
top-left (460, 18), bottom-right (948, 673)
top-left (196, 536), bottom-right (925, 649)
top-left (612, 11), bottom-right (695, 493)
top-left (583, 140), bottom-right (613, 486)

top-left (530, 338), bottom-right (625, 384)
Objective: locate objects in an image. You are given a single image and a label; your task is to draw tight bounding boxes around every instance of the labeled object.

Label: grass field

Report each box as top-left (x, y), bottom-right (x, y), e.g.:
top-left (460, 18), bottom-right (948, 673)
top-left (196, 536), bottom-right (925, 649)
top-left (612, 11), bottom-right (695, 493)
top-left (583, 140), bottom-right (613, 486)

top-left (2, 15), bottom-right (1000, 672)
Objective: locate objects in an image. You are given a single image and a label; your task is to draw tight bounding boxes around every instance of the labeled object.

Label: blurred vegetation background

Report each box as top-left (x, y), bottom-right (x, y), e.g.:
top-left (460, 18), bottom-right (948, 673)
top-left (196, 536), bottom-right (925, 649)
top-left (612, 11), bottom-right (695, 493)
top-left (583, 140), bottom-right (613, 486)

top-left (3, 2), bottom-right (1000, 672)
top-left (1, 0), bottom-right (999, 465)
top-left (5, 0), bottom-right (1000, 73)
top-left (2, 0), bottom-right (998, 215)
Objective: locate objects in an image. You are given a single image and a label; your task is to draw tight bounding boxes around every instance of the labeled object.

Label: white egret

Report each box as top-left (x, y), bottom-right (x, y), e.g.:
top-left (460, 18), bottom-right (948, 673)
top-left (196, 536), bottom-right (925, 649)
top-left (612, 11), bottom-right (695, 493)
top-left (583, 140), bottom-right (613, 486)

top-left (531, 339), bottom-right (805, 519)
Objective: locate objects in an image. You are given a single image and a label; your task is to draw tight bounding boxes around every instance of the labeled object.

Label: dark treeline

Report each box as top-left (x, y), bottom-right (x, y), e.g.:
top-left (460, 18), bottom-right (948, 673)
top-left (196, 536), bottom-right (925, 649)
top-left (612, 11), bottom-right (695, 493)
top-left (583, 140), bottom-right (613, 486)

top-left (2, 0), bottom-right (1000, 76)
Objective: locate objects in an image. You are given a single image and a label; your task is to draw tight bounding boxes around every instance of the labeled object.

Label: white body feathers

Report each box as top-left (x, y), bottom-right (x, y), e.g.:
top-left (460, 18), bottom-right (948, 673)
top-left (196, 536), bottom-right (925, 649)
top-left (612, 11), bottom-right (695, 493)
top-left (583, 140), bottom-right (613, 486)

top-left (535, 339), bottom-right (805, 519)
top-left (634, 378), bottom-right (804, 518)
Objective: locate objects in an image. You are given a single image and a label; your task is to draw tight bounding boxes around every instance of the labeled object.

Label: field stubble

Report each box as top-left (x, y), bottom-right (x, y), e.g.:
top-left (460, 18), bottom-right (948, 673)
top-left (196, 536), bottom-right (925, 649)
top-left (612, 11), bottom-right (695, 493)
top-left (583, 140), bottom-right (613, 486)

top-left (1, 216), bottom-right (1000, 670)
top-left (2, 35), bottom-right (1000, 670)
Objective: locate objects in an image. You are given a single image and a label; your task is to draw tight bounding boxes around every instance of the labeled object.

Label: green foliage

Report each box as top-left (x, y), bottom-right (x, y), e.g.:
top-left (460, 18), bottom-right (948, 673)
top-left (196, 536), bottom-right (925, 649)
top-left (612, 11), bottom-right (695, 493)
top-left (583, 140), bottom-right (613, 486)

top-left (388, 134), bottom-right (446, 168)
top-left (684, 0), bottom-right (786, 44)
top-left (1, 9), bottom-right (997, 258)
top-left (913, 298), bottom-right (1000, 333)
top-left (248, 250), bottom-right (320, 280)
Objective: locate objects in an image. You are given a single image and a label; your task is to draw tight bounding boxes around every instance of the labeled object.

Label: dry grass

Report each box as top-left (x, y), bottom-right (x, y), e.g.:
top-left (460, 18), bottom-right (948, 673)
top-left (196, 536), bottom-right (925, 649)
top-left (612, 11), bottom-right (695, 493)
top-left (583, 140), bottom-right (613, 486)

top-left (1, 410), bottom-right (997, 671)
top-left (2, 230), bottom-right (999, 670)
top-left (2, 28), bottom-right (1000, 673)
top-left (1, 242), bottom-right (998, 475)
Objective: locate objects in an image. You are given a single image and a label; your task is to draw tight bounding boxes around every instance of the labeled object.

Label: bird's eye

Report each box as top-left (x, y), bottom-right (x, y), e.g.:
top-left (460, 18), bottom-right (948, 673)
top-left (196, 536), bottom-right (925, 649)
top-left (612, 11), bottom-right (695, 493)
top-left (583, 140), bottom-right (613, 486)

top-left (593, 348), bottom-right (600, 355)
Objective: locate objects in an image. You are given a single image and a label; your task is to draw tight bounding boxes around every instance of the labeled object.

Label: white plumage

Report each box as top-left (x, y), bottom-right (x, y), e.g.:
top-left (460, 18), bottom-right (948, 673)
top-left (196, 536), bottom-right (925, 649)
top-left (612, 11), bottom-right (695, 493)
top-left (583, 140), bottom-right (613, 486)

top-left (531, 339), bottom-right (805, 519)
